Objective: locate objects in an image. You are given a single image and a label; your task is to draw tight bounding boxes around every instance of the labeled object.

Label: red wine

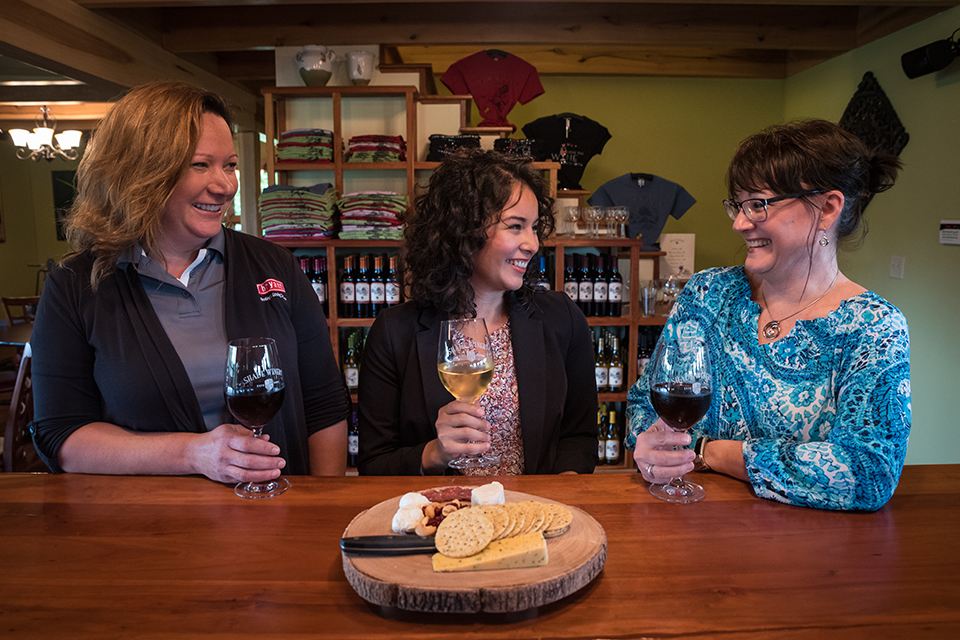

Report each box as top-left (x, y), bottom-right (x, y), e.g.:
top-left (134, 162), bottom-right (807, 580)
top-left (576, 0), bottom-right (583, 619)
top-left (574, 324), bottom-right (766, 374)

top-left (226, 387), bottom-right (286, 428)
top-left (650, 382), bottom-right (711, 431)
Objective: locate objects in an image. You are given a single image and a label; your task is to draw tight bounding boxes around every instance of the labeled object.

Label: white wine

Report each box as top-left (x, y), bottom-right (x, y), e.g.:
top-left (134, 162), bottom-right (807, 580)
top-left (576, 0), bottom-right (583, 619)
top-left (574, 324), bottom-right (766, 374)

top-left (438, 362), bottom-right (494, 402)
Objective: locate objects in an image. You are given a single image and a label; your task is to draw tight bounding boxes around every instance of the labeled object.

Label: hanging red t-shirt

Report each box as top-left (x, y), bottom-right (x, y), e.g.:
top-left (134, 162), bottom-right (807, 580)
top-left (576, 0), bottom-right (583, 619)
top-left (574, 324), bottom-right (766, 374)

top-left (440, 50), bottom-right (545, 129)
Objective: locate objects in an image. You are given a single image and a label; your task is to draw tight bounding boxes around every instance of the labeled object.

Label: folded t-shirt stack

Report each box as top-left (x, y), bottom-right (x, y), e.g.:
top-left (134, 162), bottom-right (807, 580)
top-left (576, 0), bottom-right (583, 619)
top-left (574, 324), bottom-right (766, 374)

top-left (346, 134), bottom-right (406, 162)
top-left (337, 191), bottom-right (408, 240)
top-left (259, 183), bottom-right (338, 239)
top-left (277, 129), bottom-right (335, 164)
top-left (427, 134), bottom-right (481, 161)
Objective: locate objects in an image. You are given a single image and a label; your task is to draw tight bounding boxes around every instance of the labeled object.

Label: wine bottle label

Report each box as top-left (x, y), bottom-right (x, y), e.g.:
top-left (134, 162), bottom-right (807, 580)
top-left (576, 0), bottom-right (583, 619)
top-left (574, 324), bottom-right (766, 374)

top-left (608, 282), bottom-right (622, 302)
top-left (595, 367), bottom-right (608, 387)
top-left (598, 440), bottom-right (605, 460)
top-left (638, 357), bottom-right (650, 376)
top-left (536, 281), bottom-right (551, 291)
top-left (340, 282), bottom-right (355, 303)
top-left (348, 434), bottom-right (359, 456)
top-left (605, 440), bottom-right (620, 461)
top-left (609, 366), bottom-right (623, 388)
top-left (593, 281), bottom-right (608, 302)
top-left (345, 367), bottom-right (359, 389)
top-left (578, 282), bottom-right (593, 301)
top-left (563, 282), bottom-right (578, 301)
top-left (355, 283), bottom-right (370, 303)
top-left (370, 282), bottom-right (385, 303)
top-left (386, 282), bottom-right (401, 303)
top-left (312, 282), bottom-right (325, 303)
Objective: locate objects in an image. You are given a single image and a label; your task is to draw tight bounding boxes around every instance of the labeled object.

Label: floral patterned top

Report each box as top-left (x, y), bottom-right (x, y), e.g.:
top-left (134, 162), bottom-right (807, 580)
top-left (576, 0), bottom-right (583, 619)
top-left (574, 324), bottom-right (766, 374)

top-left (463, 320), bottom-right (524, 476)
top-left (626, 267), bottom-right (911, 511)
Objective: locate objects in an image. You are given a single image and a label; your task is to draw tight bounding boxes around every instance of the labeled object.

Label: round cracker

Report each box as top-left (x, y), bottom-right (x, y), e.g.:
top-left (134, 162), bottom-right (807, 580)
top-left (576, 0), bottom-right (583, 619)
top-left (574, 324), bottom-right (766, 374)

top-left (434, 507), bottom-right (495, 558)
top-left (474, 504), bottom-right (510, 540)
top-left (543, 503), bottom-right (573, 538)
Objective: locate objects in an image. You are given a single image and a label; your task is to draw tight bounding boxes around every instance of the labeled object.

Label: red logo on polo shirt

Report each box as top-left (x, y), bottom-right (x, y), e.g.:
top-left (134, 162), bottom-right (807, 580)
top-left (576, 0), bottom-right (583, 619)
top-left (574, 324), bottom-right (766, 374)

top-left (256, 279), bottom-right (286, 296)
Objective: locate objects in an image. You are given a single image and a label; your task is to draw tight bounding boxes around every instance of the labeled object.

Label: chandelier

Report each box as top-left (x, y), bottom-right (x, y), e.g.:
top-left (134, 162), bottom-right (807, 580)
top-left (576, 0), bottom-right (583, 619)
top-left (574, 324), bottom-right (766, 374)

top-left (8, 106), bottom-right (83, 161)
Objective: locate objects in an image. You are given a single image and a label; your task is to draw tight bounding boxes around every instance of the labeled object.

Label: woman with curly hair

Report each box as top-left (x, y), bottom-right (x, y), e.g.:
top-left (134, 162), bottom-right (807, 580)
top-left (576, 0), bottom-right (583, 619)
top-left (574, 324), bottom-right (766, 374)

top-left (357, 149), bottom-right (597, 475)
top-left (31, 81), bottom-right (348, 482)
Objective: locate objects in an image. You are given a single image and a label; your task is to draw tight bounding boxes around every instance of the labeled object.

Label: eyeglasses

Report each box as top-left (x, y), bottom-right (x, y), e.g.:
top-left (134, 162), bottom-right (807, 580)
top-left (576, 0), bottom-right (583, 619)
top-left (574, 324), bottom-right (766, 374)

top-left (722, 190), bottom-right (826, 223)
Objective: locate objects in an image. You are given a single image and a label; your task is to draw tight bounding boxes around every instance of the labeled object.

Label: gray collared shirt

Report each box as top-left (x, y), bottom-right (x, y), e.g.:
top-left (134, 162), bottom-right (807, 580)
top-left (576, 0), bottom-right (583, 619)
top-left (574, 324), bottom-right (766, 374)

top-left (118, 230), bottom-right (230, 431)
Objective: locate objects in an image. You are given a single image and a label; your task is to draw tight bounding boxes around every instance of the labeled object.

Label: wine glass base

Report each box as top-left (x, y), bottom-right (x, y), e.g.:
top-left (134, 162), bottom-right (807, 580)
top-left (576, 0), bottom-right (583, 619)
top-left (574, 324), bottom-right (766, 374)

top-left (235, 477), bottom-right (290, 499)
top-left (649, 479), bottom-right (705, 504)
top-left (449, 453), bottom-right (501, 469)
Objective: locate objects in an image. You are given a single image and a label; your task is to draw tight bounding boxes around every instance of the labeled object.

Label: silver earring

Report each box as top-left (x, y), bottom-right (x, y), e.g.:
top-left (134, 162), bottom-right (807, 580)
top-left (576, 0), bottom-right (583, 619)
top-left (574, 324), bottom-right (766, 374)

top-left (819, 232), bottom-right (830, 247)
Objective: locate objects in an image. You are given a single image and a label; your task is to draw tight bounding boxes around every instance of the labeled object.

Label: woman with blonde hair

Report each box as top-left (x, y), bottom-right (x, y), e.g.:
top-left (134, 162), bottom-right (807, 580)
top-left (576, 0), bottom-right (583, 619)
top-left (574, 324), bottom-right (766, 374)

top-left (32, 81), bottom-right (348, 481)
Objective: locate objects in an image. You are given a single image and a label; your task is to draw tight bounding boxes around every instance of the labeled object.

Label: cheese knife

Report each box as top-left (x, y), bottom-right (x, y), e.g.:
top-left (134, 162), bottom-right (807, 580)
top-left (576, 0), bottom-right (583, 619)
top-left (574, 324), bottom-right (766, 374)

top-left (340, 535), bottom-right (437, 556)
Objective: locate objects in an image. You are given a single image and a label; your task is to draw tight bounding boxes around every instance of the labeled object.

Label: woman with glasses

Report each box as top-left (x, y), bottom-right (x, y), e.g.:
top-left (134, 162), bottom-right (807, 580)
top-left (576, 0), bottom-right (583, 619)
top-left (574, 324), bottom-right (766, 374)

top-left (626, 119), bottom-right (910, 510)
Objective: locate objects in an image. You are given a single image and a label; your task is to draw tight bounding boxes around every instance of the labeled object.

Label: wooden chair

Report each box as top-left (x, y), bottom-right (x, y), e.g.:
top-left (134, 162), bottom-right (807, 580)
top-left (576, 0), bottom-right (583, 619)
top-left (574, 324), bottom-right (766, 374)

top-left (2, 343), bottom-right (45, 472)
top-left (2, 296), bottom-right (41, 326)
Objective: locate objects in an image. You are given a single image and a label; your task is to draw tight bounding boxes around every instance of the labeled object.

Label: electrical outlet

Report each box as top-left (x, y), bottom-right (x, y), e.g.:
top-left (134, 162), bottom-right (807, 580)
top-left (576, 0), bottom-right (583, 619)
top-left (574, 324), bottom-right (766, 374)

top-left (890, 255), bottom-right (905, 279)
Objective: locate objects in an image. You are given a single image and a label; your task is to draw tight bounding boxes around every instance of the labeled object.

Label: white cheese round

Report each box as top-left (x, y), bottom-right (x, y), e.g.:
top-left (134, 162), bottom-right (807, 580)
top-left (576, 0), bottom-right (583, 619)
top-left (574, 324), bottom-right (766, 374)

top-left (391, 505), bottom-right (424, 534)
top-left (471, 481), bottom-right (505, 506)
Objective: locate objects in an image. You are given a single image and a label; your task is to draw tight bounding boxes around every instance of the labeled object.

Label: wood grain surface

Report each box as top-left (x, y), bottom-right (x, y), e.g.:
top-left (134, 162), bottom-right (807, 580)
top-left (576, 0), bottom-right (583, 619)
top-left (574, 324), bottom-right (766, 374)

top-left (2, 468), bottom-right (959, 639)
top-left (341, 489), bottom-right (606, 612)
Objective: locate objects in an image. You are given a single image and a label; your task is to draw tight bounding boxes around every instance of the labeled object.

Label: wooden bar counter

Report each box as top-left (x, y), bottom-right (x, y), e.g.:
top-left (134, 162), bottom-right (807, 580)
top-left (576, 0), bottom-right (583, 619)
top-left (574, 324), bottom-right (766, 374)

top-left (2, 466), bottom-right (958, 638)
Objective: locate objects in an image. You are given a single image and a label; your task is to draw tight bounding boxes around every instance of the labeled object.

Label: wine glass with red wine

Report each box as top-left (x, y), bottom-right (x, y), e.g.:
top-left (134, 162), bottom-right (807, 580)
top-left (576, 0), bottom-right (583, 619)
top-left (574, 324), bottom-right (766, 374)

top-left (648, 336), bottom-right (713, 503)
top-left (225, 337), bottom-right (288, 499)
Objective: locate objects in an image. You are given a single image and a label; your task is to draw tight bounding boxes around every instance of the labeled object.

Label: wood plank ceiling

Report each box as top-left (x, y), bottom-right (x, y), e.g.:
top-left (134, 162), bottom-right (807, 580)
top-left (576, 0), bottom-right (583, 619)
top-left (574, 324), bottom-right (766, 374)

top-left (1, 0), bottom-right (957, 126)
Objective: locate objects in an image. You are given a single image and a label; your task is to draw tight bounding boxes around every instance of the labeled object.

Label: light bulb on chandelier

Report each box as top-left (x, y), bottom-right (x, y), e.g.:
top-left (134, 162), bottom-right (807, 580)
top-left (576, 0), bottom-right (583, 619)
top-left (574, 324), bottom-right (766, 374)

top-left (7, 106), bottom-right (83, 161)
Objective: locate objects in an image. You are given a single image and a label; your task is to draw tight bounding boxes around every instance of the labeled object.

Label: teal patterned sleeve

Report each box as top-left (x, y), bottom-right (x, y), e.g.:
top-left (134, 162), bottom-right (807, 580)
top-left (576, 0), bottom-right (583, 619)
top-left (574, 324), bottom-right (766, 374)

top-left (625, 266), bottom-right (912, 511)
top-left (743, 303), bottom-right (911, 511)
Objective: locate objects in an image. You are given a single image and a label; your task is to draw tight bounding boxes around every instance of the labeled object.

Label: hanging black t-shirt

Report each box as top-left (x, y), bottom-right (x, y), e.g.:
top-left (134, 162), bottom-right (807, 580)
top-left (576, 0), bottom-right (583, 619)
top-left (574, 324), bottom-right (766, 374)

top-left (522, 114), bottom-right (611, 190)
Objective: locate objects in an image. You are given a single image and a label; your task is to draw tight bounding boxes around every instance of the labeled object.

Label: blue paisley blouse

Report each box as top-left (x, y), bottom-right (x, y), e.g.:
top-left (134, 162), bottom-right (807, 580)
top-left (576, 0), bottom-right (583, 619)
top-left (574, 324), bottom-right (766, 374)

top-left (626, 267), bottom-right (911, 511)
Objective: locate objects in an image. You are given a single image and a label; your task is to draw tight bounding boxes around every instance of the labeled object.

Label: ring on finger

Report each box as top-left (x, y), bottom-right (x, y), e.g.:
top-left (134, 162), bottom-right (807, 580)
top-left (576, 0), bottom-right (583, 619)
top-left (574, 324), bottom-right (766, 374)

top-left (645, 463), bottom-right (655, 477)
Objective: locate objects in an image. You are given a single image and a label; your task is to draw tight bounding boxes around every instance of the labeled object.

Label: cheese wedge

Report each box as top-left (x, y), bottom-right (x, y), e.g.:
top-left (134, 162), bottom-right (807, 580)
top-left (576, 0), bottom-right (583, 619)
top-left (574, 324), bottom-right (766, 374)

top-left (471, 481), bottom-right (505, 507)
top-left (431, 531), bottom-right (548, 572)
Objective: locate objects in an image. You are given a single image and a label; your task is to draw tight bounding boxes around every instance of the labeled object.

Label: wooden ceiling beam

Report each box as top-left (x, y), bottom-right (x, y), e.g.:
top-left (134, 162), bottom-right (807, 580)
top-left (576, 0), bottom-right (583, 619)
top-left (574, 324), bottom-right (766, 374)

top-left (0, 0), bottom-right (258, 129)
top-left (157, 3), bottom-right (861, 53)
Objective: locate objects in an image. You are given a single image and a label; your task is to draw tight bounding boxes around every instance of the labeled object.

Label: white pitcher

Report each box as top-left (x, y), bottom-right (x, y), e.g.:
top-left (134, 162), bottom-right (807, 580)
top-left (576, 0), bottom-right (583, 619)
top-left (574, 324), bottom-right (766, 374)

top-left (296, 45), bottom-right (336, 86)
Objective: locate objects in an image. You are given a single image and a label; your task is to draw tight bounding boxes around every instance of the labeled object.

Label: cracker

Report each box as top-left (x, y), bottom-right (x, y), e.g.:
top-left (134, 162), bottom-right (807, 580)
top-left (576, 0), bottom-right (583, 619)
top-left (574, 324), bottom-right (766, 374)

top-left (543, 503), bottom-right (573, 538)
top-left (501, 503), bottom-right (526, 539)
top-left (434, 507), bottom-right (495, 558)
top-left (474, 504), bottom-right (510, 540)
top-left (518, 501), bottom-right (545, 534)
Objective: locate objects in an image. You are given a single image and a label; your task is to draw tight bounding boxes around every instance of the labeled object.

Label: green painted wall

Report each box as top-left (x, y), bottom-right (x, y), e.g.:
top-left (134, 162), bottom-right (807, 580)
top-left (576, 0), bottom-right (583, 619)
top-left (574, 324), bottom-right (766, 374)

top-left (0, 136), bottom-right (75, 297)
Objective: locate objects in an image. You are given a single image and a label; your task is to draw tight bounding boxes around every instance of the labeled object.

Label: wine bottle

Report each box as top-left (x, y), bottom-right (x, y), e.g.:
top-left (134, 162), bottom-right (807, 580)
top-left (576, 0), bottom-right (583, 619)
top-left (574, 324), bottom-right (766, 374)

top-left (343, 331), bottom-right (360, 393)
top-left (385, 255), bottom-right (401, 308)
top-left (593, 254), bottom-right (609, 317)
top-left (311, 257), bottom-right (327, 316)
top-left (355, 254), bottom-right (371, 319)
top-left (347, 410), bottom-right (359, 468)
top-left (535, 255), bottom-right (551, 291)
top-left (369, 254), bottom-right (386, 317)
top-left (608, 335), bottom-right (624, 393)
top-left (594, 335), bottom-right (608, 391)
top-left (605, 409), bottom-right (621, 465)
top-left (578, 254), bottom-right (594, 316)
top-left (637, 329), bottom-right (652, 378)
top-left (597, 404), bottom-right (606, 464)
top-left (563, 254), bottom-right (578, 302)
top-left (339, 255), bottom-right (356, 318)
top-left (607, 254), bottom-right (623, 317)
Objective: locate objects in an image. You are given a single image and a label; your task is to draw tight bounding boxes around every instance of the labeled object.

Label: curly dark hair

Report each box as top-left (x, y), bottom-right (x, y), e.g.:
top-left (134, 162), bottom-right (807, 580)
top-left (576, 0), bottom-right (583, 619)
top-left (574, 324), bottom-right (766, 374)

top-left (401, 149), bottom-right (555, 317)
top-left (726, 118), bottom-right (901, 250)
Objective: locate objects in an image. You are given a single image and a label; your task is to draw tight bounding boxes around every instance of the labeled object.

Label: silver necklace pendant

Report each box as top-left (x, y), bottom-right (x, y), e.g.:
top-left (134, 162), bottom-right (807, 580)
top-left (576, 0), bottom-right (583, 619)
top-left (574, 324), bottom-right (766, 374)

top-left (763, 321), bottom-right (781, 340)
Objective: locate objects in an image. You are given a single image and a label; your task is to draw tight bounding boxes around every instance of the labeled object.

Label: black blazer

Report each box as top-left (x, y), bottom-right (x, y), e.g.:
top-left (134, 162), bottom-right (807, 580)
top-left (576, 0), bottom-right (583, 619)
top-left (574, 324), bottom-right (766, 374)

top-left (357, 290), bottom-right (598, 475)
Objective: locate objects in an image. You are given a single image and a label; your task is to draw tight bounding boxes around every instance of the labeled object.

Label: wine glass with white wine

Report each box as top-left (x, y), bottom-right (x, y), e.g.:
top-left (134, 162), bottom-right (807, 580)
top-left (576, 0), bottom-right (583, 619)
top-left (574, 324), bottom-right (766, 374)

top-left (437, 318), bottom-right (499, 469)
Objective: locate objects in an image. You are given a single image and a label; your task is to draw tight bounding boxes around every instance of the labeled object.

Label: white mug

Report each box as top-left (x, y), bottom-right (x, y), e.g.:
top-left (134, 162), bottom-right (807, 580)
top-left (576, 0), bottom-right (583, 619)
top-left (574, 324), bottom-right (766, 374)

top-left (346, 51), bottom-right (375, 86)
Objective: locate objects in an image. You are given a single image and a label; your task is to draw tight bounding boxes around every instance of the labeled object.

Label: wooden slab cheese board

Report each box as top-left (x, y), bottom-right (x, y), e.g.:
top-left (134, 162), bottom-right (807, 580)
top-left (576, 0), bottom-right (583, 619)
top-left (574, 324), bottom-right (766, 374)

top-left (341, 489), bottom-right (607, 613)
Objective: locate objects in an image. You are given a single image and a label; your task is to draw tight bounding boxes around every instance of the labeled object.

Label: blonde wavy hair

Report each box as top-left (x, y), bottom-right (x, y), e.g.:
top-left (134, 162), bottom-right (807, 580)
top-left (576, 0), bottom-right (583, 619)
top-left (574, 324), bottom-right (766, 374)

top-left (64, 81), bottom-right (233, 289)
